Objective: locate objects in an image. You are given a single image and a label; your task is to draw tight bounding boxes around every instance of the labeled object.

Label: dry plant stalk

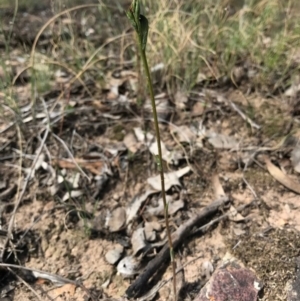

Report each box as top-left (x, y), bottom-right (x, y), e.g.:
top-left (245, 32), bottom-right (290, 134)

top-left (126, 0), bottom-right (177, 299)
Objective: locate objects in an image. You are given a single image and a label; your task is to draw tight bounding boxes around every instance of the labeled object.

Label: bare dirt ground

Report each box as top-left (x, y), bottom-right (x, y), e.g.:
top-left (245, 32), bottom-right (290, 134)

top-left (1, 2), bottom-right (300, 301)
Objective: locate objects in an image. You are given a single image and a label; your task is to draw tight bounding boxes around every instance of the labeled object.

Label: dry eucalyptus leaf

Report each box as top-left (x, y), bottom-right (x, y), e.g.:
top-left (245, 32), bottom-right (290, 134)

top-left (134, 127), bottom-right (154, 146)
top-left (31, 270), bottom-right (71, 285)
top-left (105, 245), bottom-right (124, 265)
top-left (232, 226), bottom-right (246, 236)
top-left (108, 207), bottom-right (126, 232)
top-left (147, 166), bottom-right (191, 191)
top-left (146, 195), bottom-right (173, 216)
top-left (148, 139), bottom-right (183, 165)
top-left (207, 132), bottom-right (239, 149)
top-left (62, 190), bottom-right (83, 202)
top-left (228, 206), bottom-right (245, 222)
top-left (117, 255), bottom-right (141, 278)
top-left (126, 190), bottom-right (156, 225)
top-left (174, 90), bottom-right (188, 110)
top-left (192, 101), bottom-right (205, 116)
top-left (131, 228), bottom-right (148, 255)
top-left (212, 174), bottom-right (226, 199)
top-left (144, 224), bottom-right (156, 242)
top-left (35, 153), bottom-right (45, 170)
top-left (291, 144), bottom-right (300, 173)
top-left (144, 221), bottom-right (161, 242)
top-left (265, 157), bottom-right (300, 194)
top-left (284, 77), bottom-right (300, 97)
top-left (168, 199), bottom-right (184, 215)
top-left (144, 93), bottom-right (172, 121)
top-left (123, 132), bottom-right (140, 154)
top-left (134, 127), bottom-right (183, 165)
top-left (146, 196), bottom-right (184, 216)
top-left (170, 124), bottom-right (196, 144)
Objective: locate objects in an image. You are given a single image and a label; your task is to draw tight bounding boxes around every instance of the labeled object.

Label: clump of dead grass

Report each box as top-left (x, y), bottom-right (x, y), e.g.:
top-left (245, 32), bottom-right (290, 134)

top-left (138, 0), bottom-right (300, 92)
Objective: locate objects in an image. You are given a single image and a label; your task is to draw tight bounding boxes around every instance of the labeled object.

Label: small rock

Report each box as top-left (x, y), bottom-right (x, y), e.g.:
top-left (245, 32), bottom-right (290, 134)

top-left (194, 255), bottom-right (263, 301)
top-left (112, 193), bottom-right (120, 201)
top-left (117, 255), bottom-right (141, 278)
top-left (201, 261), bottom-right (214, 279)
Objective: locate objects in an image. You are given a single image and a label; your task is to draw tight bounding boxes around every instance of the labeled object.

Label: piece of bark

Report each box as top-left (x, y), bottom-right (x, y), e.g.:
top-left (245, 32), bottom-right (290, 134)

top-left (125, 197), bottom-right (230, 298)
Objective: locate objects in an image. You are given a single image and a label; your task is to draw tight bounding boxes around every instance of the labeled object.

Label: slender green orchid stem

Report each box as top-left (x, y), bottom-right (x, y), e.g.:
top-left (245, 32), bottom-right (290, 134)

top-left (126, 1), bottom-right (177, 299)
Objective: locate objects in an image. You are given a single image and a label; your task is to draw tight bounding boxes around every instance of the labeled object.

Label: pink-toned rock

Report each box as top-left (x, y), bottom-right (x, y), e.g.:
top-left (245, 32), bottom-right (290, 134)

top-left (194, 258), bottom-right (262, 301)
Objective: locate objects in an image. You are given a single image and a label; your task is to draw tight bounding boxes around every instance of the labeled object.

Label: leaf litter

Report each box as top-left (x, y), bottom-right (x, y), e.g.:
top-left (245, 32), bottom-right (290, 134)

top-left (1, 2), bottom-right (300, 301)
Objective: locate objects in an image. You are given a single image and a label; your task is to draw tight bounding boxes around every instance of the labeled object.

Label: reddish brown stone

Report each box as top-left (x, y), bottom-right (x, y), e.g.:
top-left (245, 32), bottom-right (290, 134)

top-left (194, 259), bottom-right (262, 301)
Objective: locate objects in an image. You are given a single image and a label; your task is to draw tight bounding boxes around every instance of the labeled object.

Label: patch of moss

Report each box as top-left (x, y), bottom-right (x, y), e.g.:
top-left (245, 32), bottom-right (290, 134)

top-left (258, 102), bottom-right (290, 139)
top-left (228, 228), bottom-right (300, 300)
top-left (244, 168), bottom-right (275, 191)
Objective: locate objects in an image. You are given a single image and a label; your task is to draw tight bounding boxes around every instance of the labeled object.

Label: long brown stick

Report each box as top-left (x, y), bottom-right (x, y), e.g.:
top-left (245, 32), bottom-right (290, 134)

top-left (126, 197), bottom-right (230, 298)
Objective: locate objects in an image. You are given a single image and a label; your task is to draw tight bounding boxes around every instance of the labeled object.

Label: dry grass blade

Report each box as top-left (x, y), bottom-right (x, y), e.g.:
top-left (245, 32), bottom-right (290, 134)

top-left (52, 133), bottom-right (91, 181)
top-left (1, 126), bottom-right (50, 262)
top-left (7, 267), bottom-right (44, 301)
top-left (264, 157), bottom-right (300, 194)
top-left (0, 263), bottom-right (78, 285)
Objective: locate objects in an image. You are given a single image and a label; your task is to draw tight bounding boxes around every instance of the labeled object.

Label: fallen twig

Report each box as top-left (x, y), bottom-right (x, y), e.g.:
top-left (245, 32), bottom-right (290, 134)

top-left (0, 263), bottom-right (97, 301)
top-left (136, 200), bottom-right (255, 301)
top-left (192, 200), bottom-right (255, 236)
top-left (137, 255), bottom-right (203, 301)
top-left (126, 197), bottom-right (230, 298)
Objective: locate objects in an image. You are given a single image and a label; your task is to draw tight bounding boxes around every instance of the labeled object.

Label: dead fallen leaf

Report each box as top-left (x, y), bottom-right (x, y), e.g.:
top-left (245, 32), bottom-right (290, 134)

top-left (54, 158), bottom-right (107, 175)
top-left (170, 124), bottom-right (196, 144)
top-left (284, 75), bottom-right (300, 97)
top-left (174, 90), bottom-right (188, 110)
top-left (144, 93), bottom-right (172, 121)
top-left (62, 190), bottom-right (83, 202)
top-left (207, 132), bottom-right (239, 149)
top-left (105, 245), bottom-right (124, 265)
top-left (134, 127), bottom-right (183, 165)
top-left (131, 227), bottom-right (148, 255)
top-left (144, 221), bottom-right (161, 242)
top-left (147, 166), bottom-right (191, 191)
top-left (227, 206), bottom-right (245, 222)
top-left (211, 174), bottom-right (226, 199)
top-left (192, 101), bottom-right (205, 116)
top-left (123, 132), bottom-right (141, 153)
top-left (146, 195), bottom-right (184, 216)
top-left (265, 157), bottom-right (300, 194)
top-left (108, 207), bottom-right (126, 232)
top-left (126, 190), bottom-right (157, 225)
